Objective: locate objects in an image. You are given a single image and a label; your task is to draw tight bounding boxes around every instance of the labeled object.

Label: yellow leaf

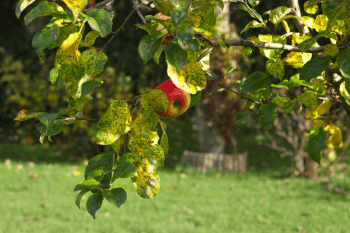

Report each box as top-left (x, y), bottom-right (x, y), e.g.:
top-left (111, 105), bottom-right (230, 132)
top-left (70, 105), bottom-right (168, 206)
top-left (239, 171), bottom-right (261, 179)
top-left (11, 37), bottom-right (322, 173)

top-left (304, 1), bottom-right (318, 14)
top-left (316, 99), bottom-right (331, 116)
top-left (313, 14), bottom-right (328, 32)
top-left (61, 0), bottom-right (88, 17)
top-left (305, 108), bottom-right (318, 119)
top-left (96, 100), bottom-right (132, 145)
top-left (339, 81), bottom-right (350, 106)
top-left (323, 44), bottom-right (339, 57)
top-left (324, 124), bottom-right (342, 148)
top-left (282, 51), bottom-right (312, 68)
top-left (311, 119), bottom-right (324, 130)
top-left (167, 58), bottom-right (206, 94)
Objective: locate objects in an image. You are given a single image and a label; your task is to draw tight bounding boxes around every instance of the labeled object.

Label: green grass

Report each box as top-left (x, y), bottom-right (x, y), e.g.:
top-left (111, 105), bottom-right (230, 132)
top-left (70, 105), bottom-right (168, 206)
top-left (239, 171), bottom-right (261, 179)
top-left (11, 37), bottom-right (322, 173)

top-left (1, 157), bottom-right (350, 233)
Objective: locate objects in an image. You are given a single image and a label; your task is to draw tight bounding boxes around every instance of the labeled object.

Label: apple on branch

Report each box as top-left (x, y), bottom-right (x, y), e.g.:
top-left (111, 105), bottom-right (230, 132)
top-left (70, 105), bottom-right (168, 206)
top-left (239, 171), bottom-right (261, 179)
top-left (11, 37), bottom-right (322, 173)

top-left (153, 80), bottom-right (191, 118)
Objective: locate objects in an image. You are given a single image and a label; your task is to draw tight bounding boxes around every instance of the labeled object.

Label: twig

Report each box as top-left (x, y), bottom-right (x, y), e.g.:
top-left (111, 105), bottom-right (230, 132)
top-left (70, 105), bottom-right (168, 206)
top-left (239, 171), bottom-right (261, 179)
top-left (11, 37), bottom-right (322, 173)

top-left (58, 116), bottom-right (99, 122)
top-left (82, 0), bottom-right (115, 12)
top-left (317, 96), bottom-right (342, 104)
top-left (237, 0), bottom-right (271, 33)
top-left (100, 9), bottom-right (136, 51)
top-left (215, 79), bottom-right (262, 105)
top-left (196, 46), bottom-right (214, 62)
top-left (130, 0), bottom-right (147, 24)
top-left (204, 38), bottom-right (325, 53)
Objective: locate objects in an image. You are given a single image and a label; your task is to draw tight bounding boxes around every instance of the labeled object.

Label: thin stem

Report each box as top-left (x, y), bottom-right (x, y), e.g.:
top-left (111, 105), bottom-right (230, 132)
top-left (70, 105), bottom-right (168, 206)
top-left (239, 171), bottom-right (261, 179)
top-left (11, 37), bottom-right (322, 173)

top-left (58, 116), bottom-right (99, 122)
top-left (130, 0), bottom-right (147, 24)
top-left (100, 9), bottom-right (136, 51)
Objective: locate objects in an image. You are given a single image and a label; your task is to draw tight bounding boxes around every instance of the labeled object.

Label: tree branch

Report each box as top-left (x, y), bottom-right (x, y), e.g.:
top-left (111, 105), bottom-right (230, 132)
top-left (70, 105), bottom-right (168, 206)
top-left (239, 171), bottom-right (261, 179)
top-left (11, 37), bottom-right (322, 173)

top-left (130, 0), bottom-right (147, 24)
top-left (100, 9), bottom-right (136, 51)
top-left (58, 116), bottom-right (99, 122)
top-left (206, 38), bottom-right (325, 53)
top-left (82, 0), bottom-right (115, 12)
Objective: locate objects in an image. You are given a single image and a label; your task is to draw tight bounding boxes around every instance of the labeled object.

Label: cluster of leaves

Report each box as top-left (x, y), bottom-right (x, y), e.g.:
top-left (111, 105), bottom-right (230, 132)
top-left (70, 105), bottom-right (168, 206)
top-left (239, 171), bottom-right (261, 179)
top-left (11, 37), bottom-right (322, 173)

top-left (13, 0), bottom-right (173, 218)
top-left (230, 0), bottom-right (349, 164)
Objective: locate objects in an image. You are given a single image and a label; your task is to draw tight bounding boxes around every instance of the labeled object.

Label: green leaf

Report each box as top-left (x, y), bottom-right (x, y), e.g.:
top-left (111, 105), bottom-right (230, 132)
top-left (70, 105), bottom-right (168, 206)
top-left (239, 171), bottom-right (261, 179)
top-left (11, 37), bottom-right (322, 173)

top-left (269, 6), bottom-right (293, 26)
top-left (102, 188), bottom-right (127, 208)
top-left (86, 193), bottom-right (103, 219)
top-left (235, 112), bottom-right (251, 125)
top-left (80, 31), bottom-right (100, 47)
top-left (32, 24), bottom-right (59, 56)
top-left (258, 104), bottom-right (277, 130)
top-left (272, 95), bottom-right (292, 109)
top-left (67, 98), bottom-right (84, 110)
top-left (50, 68), bottom-right (65, 90)
top-left (82, 49), bottom-right (108, 76)
top-left (113, 162), bottom-right (137, 179)
top-left (158, 119), bottom-right (169, 156)
top-left (241, 71), bottom-right (271, 93)
top-left (271, 80), bottom-right (293, 90)
top-left (189, 91), bottom-right (202, 108)
top-left (46, 119), bottom-right (64, 136)
top-left (298, 36), bottom-right (318, 52)
top-left (297, 91), bottom-right (319, 108)
top-left (240, 20), bottom-right (263, 34)
top-left (300, 56), bottom-right (332, 81)
top-left (171, 6), bottom-right (188, 26)
top-left (307, 128), bottom-right (327, 164)
top-left (236, 4), bottom-right (263, 22)
top-left (336, 49), bottom-right (350, 80)
top-left (36, 112), bottom-right (60, 127)
top-left (86, 167), bottom-right (109, 182)
top-left (74, 178), bottom-right (102, 192)
top-left (84, 151), bottom-right (114, 178)
top-left (138, 35), bottom-right (162, 64)
top-left (15, 0), bottom-right (37, 18)
top-left (75, 189), bottom-right (92, 209)
top-left (81, 80), bottom-right (102, 98)
top-left (82, 9), bottom-right (113, 37)
top-left (266, 58), bottom-right (284, 80)
top-left (24, 1), bottom-right (64, 25)
top-left (164, 43), bottom-right (188, 71)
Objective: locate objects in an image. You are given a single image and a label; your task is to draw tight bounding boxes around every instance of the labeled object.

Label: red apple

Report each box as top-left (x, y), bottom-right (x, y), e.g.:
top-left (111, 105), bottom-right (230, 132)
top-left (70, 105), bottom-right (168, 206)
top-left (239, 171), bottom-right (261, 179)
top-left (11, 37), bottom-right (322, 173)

top-left (154, 80), bottom-right (191, 117)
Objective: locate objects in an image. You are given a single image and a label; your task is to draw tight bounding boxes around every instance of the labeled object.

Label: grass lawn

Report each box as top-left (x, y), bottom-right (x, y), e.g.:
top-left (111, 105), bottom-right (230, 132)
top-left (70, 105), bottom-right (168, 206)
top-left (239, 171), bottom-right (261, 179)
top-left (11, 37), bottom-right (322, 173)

top-left (1, 153), bottom-right (350, 233)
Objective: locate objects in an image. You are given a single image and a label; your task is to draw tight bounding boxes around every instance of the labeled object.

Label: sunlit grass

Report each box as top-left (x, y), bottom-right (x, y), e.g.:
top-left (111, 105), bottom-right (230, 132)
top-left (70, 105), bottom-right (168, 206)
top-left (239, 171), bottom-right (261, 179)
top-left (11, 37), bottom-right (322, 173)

top-left (1, 158), bottom-right (350, 233)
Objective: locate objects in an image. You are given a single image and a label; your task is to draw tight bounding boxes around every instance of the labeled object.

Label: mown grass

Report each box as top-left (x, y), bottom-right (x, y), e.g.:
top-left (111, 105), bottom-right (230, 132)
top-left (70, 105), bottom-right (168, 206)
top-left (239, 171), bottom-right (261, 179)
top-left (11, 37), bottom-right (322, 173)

top-left (1, 152), bottom-right (350, 233)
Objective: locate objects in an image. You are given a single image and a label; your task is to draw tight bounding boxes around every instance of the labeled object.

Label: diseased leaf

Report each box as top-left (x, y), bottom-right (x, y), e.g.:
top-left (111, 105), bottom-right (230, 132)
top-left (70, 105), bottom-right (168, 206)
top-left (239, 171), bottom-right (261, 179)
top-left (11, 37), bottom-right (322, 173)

top-left (164, 43), bottom-right (188, 71)
top-left (297, 91), bottom-right (319, 108)
top-left (138, 35), bottom-right (163, 64)
top-left (266, 58), bottom-right (284, 80)
top-left (96, 100), bottom-right (132, 145)
top-left (61, 0), bottom-right (88, 17)
top-left (82, 49), bottom-right (108, 76)
top-left (14, 110), bottom-right (43, 121)
top-left (171, 6), bottom-right (188, 26)
top-left (324, 124), bottom-right (342, 148)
